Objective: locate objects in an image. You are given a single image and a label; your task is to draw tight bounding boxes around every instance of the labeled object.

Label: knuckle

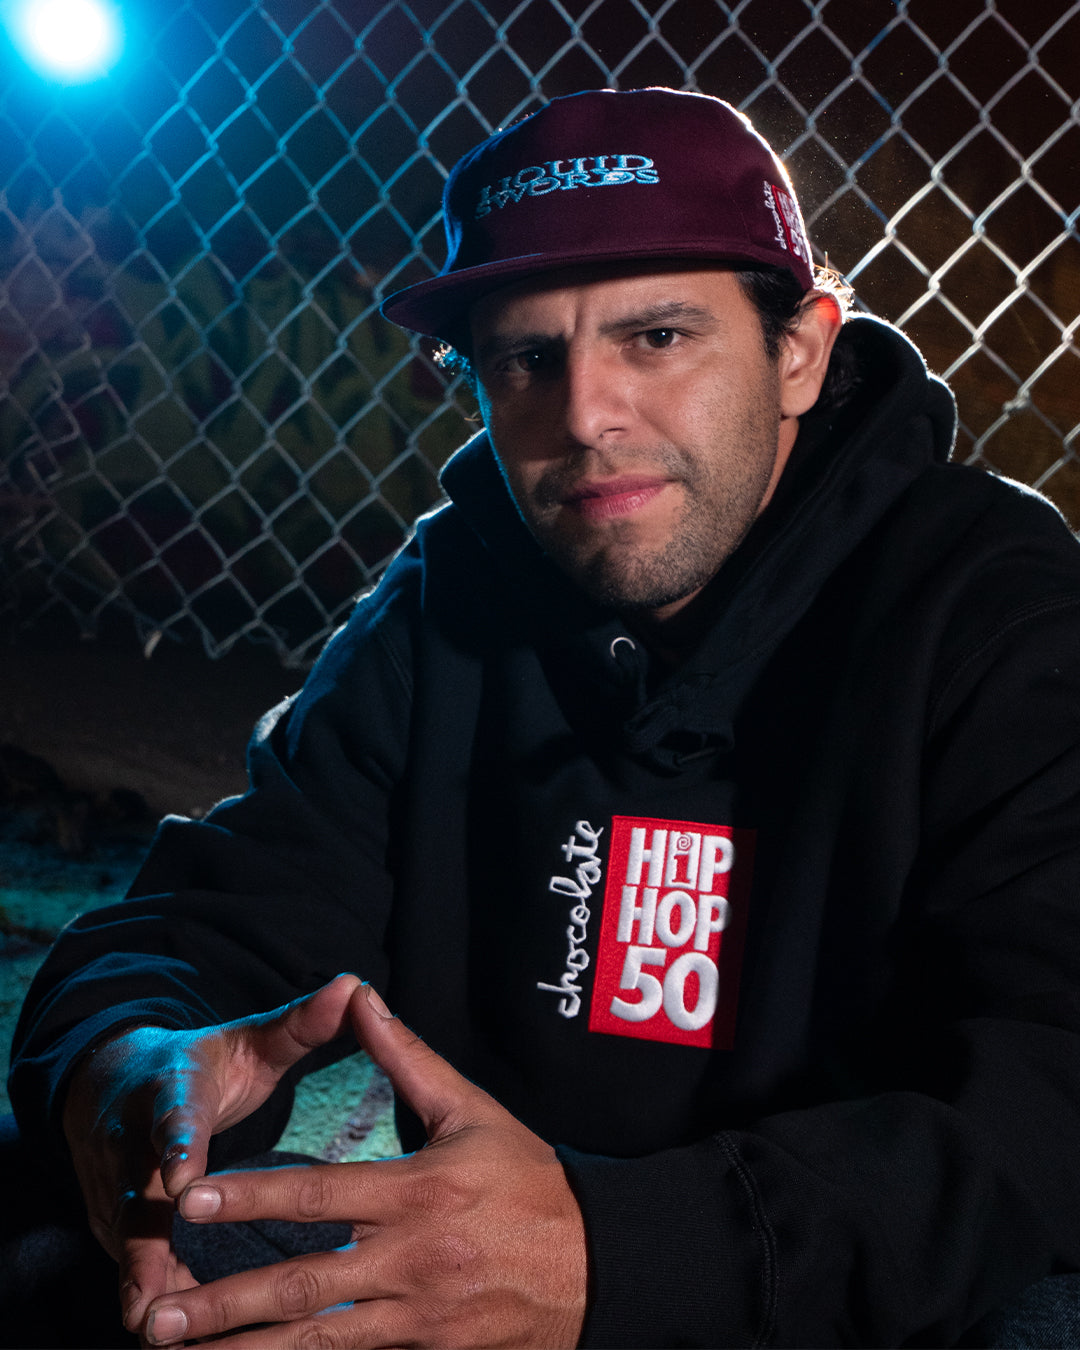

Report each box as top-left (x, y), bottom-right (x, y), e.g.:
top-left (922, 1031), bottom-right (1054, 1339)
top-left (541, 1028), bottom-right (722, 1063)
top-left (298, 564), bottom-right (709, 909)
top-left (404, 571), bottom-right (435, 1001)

top-left (401, 1170), bottom-right (468, 1222)
top-left (442, 1230), bottom-right (482, 1278)
top-left (274, 1262), bottom-right (325, 1318)
top-left (295, 1320), bottom-right (342, 1350)
top-left (209, 1287), bottom-right (246, 1336)
top-left (295, 1169), bottom-right (335, 1220)
top-left (409, 1230), bottom-right (481, 1286)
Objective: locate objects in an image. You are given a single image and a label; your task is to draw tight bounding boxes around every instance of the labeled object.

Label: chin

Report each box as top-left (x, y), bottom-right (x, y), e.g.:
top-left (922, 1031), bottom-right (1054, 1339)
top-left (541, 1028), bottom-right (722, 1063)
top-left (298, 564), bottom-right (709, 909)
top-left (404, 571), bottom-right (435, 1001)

top-left (577, 567), bottom-right (707, 614)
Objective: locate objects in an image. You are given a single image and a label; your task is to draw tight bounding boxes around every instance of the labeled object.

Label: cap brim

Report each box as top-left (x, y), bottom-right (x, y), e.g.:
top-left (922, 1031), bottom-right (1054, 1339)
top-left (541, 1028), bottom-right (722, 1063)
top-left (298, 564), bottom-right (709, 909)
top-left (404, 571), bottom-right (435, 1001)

top-left (380, 237), bottom-right (794, 340)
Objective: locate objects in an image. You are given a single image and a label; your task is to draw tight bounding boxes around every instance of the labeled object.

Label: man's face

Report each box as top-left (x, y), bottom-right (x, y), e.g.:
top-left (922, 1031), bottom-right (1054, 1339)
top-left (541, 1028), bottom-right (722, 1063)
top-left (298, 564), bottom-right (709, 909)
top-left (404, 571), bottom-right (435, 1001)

top-left (470, 264), bottom-right (794, 621)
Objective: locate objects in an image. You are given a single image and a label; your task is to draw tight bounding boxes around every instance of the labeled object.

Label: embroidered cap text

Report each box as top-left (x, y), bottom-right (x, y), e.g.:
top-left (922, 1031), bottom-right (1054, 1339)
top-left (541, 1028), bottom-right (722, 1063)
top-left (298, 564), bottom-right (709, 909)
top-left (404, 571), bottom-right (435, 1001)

top-left (475, 155), bottom-right (659, 217)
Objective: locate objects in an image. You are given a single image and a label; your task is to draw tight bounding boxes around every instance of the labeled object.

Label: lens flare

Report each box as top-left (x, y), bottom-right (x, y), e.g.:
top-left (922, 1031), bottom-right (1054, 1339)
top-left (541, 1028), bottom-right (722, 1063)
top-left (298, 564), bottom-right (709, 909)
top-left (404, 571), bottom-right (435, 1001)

top-left (6, 0), bottom-right (123, 82)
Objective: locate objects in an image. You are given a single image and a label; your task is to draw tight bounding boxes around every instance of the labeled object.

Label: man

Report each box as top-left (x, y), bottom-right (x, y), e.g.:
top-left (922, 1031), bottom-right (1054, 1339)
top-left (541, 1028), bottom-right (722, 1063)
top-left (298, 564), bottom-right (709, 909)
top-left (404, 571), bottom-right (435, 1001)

top-left (8, 87), bottom-right (1080, 1347)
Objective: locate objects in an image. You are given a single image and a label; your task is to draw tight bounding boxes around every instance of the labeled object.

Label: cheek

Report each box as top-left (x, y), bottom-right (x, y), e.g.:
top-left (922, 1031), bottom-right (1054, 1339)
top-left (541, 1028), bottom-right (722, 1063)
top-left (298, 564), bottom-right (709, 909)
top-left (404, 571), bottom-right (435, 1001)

top-left (487, 402), bottom-right (558, 481)
top-left (650, 366), bottom-right (735, 439)
top-left (489, 437), bottom-right (545, 515)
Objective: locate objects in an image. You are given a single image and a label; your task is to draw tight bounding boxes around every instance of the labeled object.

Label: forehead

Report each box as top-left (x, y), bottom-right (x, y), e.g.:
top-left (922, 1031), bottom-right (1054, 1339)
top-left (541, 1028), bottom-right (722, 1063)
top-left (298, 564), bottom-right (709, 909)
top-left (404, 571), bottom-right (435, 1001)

top-left (468, 261), bottom-right (746, 338)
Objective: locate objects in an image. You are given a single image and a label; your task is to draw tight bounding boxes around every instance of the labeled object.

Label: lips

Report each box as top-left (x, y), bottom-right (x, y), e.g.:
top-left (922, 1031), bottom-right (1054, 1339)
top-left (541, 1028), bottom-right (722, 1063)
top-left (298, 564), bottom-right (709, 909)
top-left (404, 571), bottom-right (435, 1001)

top-left (562, 476), bottom-right (670, 521)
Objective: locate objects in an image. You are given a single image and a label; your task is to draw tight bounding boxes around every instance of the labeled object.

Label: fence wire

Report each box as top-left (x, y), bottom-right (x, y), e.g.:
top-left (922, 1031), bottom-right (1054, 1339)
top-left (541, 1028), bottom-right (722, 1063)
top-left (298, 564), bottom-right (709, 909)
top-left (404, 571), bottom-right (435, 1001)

top-left (1, 0), bottom-right (1077, 665)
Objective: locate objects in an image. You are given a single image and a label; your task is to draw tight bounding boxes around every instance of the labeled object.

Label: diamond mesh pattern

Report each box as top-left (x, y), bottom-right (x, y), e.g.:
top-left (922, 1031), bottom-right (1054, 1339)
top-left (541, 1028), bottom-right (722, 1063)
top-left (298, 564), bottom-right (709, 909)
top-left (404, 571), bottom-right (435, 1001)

top-left (2, 0), bottom-right (1077, 664)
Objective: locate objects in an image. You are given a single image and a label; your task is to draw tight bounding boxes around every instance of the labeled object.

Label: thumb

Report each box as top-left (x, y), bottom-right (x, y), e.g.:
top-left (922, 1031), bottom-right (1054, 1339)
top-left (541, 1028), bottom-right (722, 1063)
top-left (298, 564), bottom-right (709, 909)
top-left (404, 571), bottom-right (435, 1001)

top-left (349, 983), bottom-right (487, 1140)
top-left (244, 971), bottom-right (366, 1074)
top-left (160, 973), bottom-right (364, 1194)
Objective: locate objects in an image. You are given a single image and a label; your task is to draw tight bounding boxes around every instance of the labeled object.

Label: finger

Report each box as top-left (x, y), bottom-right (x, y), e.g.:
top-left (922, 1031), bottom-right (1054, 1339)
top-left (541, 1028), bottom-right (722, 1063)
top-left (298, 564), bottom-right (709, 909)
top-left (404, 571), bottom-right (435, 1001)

top-left (246, 973), bottom-right (364, 1078)
top-left (142, 1246), bottom-right (380, 1347)
top-left (147, 1298), bottom-right (399, 1350)
top-left (117, 1186), bottom-right (197, 1334)
top-left (123, 1240), bottom-right (198, 1340)
top-left (152, 1074), bottom-right (221, 1198)
top-left (349, 982), bottom-right (490, 1138)
top-left (156, 974), bottom-right (363, 1198)
top-left (175, 1161), bottom-right (385, 1227)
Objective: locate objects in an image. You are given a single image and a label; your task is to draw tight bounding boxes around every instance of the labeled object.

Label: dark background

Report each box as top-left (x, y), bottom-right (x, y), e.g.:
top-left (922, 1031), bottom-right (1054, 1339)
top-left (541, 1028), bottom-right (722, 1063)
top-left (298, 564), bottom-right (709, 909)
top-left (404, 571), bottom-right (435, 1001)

top-left (3, 0), bottom-right (1077, 665)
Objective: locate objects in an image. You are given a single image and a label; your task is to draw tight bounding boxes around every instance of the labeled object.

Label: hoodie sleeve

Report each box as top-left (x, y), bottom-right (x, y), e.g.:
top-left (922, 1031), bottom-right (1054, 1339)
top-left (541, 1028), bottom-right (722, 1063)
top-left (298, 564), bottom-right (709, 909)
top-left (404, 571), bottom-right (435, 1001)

top-left (7, 563), bottom-right (418, 1158)
top-left (562, 590), bottom-right (1080, 1348)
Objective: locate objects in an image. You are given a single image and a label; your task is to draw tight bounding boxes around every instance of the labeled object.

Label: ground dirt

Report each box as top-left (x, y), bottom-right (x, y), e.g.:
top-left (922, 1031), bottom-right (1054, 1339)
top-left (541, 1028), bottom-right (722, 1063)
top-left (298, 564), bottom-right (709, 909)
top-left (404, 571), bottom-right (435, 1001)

top-left (0, 631), bottom-right (301, 823)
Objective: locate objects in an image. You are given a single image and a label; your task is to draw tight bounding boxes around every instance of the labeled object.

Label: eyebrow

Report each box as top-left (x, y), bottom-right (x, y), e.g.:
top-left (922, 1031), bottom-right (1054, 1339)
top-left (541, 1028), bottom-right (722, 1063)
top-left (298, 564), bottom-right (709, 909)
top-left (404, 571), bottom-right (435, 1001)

top-left (475, 330), bottom-right (559, 367)
top-left (475, 300), bottom-right (720, 367)
top-left (599, 300), bottom-right (719, 336)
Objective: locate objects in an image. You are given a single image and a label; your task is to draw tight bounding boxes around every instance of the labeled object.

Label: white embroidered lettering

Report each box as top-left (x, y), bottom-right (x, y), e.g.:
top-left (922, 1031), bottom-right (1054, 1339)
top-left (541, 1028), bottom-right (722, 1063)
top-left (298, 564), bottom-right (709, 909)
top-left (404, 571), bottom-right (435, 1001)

top-left (562, 822), bottom-right (601, 860)
top-left (664, 951), bottom-right (719, 1030)
top-left (655, 890), bottom-right (697, 948)
top-left (549, 873), bottom-right (590, 900)
top-left (616, 883), bottom-right (658, 945)
top-left (697, 835), bottom-right (734, 892)
top-left (536, 968), bottom-right (582, 1019)
top-left (589, 816), bottom-right (755, 1050)
top-left (764, 181), bottom-right (787, 249)
top-left (609, 945), bottom-right (666, 1021)
top-left (538, 820), bottom-right (604, 1019)
top-left (774, 186), bottom-right (811, 265)
top-left (694, 893), bottom-right (729, 951)
top-left (664, 832), bottom-right (701, 887)
top-left (626, 826), bottom-right (667, 887)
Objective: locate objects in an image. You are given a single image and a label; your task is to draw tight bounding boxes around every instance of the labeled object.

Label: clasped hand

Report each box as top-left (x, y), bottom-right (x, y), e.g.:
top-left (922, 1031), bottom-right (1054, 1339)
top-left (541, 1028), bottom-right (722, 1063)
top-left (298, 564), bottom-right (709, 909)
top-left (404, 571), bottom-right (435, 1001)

top-left (62, 976), bottom-right (587, 1348)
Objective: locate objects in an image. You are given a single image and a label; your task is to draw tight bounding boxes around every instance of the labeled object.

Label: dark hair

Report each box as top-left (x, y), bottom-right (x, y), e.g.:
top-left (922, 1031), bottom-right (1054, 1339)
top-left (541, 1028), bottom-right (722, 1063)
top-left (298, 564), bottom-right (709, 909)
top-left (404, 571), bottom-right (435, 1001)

top-left (735, 266), bottom-right (808, 359)
top-left (735, 265), bottom-right (860, 412)
top-left (436, 262), bottom-right (860, 412)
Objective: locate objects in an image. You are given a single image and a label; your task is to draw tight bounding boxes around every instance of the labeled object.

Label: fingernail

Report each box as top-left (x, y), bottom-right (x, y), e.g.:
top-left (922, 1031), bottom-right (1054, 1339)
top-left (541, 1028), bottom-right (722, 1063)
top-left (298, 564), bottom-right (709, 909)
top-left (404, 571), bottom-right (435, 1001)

top-left (365, 983), bottom-right (394, 1019)
top-left (180, 1184), bottom-right (221, 1219)
top-left (146, 1306), bottom-right (187, 1344)
top-left (119, 1281), bottom-right (143, 1331)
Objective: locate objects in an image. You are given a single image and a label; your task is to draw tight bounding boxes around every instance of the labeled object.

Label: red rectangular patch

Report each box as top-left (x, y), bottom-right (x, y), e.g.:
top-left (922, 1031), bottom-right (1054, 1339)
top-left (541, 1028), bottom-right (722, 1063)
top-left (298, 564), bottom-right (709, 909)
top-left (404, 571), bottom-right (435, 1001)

top-left (588, 815), bottom-right (754, 1049)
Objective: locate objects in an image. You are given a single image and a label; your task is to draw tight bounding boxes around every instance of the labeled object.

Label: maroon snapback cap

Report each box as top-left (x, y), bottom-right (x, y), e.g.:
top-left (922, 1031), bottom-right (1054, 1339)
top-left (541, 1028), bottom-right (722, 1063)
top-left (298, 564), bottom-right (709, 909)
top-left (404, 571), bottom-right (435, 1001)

top-left (381, 86), bottom-right (814, 339)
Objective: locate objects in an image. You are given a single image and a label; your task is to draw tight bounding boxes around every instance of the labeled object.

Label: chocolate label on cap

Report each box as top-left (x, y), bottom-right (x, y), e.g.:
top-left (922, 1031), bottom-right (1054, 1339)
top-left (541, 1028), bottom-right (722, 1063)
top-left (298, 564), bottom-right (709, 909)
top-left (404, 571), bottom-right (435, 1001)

top-left (475, 155), bottom-right (658, 217)
top-left (764, 182), bottom-right (811, 268)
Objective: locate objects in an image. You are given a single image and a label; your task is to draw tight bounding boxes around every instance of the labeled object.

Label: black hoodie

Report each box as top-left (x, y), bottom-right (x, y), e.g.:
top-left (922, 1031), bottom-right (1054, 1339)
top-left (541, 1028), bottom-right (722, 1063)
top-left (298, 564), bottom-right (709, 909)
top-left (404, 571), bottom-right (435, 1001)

top-left (12, 316), bottom-right (1080, 1346)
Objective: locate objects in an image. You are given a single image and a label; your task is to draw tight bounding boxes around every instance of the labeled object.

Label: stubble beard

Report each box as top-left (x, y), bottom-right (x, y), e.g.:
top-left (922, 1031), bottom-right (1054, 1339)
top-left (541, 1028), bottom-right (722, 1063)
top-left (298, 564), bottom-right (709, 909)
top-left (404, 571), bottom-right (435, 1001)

top-left (521, 421), bottom-right (781, 616)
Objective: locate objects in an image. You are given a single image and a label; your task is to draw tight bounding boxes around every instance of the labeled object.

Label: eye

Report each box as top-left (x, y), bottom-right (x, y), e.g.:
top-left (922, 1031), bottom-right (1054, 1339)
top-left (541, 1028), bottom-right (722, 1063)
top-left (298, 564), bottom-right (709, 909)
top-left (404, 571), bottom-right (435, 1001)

top-left (507, 349), bottom-right (544, 373)
top-left (501, 345), bottom-right (560, 377)
top-left (639, 328), bottom-right (679, 349)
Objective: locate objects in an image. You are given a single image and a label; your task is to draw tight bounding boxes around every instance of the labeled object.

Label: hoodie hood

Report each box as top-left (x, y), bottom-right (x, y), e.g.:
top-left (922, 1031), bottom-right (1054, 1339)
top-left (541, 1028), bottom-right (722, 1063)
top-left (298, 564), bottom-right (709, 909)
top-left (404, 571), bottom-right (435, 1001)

top-left (440, 315), bottom-right (957, 769)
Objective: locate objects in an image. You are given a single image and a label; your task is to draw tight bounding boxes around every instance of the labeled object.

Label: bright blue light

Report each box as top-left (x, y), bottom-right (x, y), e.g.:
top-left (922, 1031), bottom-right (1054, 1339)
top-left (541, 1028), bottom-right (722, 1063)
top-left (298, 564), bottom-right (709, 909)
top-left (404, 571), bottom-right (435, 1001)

top-left (5, 0), bottom-right (123, 82)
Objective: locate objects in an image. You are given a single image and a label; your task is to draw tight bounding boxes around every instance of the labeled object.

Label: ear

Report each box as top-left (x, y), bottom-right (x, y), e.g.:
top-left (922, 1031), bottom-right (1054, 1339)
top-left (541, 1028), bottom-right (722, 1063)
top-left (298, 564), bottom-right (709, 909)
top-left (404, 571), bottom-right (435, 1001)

top-left (778, 294), bottom-right (844, 418)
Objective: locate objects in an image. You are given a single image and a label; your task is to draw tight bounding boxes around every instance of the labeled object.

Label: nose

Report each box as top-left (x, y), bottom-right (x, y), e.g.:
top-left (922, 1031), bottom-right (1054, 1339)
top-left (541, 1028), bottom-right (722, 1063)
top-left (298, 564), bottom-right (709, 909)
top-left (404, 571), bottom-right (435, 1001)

top-left (562, 346), bottom-right (631, 449)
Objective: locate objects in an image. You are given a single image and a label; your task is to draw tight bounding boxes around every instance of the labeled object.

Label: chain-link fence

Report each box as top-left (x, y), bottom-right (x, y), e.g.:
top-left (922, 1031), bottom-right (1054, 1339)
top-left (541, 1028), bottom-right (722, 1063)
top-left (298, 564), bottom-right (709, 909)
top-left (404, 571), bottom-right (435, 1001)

top-left (2, 0), bottom-right (1077, 666)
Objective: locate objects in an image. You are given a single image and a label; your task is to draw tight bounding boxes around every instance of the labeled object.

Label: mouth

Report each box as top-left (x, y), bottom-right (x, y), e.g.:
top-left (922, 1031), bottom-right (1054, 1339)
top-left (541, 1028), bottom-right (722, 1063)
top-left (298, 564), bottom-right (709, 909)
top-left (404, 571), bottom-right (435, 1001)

top-left (560, 476), bottom-right (671, 522)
